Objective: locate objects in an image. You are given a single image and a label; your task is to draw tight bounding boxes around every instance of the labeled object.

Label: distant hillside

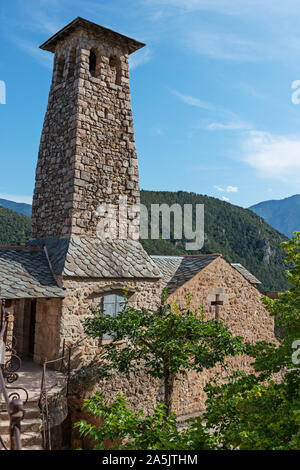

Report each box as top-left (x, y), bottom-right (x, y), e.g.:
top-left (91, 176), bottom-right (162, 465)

top-left (0, 193), bottom-right (289, 291)
top-left (140, 190), bottom-right (289, 292)
top-left (249, 195), bottom-right (300, 238)
top-left (0, 206), bottom-right (31, 245)
top-left (0, 199), bottom-right (32, 217)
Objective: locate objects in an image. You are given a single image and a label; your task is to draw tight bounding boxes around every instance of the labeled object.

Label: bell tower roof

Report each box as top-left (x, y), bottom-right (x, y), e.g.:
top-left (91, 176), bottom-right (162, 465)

top-left (39, 17), bottom-right (145, 54)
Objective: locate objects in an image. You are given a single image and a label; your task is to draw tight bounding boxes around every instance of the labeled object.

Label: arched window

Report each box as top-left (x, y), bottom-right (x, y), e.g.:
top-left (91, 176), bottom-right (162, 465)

top-left (56, 55), bottom-right (65, 84)
top-left (89, 51), bottom-right (97, 77)
top-left (68, 47), bottom-right (77, 79)
top-left (89, 48), bottom-right (101, 78)
top-left (109, 55), bottom-right (121, 85)
top-left (102, 294), bottom-right (124, 340)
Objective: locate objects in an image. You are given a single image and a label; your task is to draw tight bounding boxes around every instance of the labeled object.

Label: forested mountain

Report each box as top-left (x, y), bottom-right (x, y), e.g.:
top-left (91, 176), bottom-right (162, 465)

top-left (0, 198), bottom-right (32, 217)
top-left (0, 192), bottom-right (289, 291)
top-left (140, 191), bottom-right (289, 292)
top-left (0, 206), bottom-right (31, 245)
top-left (249, 194), bottom-right (300, 238)
top-left (0, 199), bottom-right (32, 217)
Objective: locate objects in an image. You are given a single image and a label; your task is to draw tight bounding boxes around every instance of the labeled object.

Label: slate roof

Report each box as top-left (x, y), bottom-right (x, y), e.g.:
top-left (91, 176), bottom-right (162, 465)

top-left (40, 17), bottom-right (145, 54)
top-left (0, 247), bottom-right (65, 299)
top-left (231, 263), bottom-right (261, 285)
top-left (151, 255), bottom-right (261, 294)
top-left (151, 255), bottom-right (220, 294)
top-left (27, 238), bottom-right (162, 279)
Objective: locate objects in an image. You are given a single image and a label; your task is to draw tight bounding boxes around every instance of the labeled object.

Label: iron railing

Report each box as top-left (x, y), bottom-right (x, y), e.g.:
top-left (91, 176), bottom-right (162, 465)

top-left (38, 335), bottom-right (93, 450)
top-left (0, 300), bottom-right (24, 451)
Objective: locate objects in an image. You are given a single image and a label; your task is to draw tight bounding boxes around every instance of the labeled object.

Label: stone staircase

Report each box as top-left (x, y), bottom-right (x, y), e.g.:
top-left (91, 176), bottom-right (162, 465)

top-left (0, 401), bottom-right (44, 450)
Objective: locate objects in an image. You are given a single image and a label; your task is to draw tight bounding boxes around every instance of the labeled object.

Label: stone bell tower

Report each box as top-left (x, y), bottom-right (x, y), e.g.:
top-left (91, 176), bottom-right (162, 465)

top-left (31, 17), bottom-right (145, 241)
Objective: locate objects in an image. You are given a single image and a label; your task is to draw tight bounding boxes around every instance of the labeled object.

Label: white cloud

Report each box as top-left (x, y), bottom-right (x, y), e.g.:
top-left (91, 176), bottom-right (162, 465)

top-left (227, 186), bottom-right (239, 193)
top-left (142, 0), bottom-right (300, 18)
top-left (129, 48), bottom-right (153, 69)
top-left (170, 90), bottom-right (250, 134)
top-left (215, 185), bottom-right (239, 193)
top-left (16, 0), bottom-right (64, 35)
top-left (243, 131), bottom-right (300, 182)
top-left (207, 121), bottom-right (252, 131)
top-left (186, 31), bottom-right (263, 62)
top-left (9, 36), bottom-right (53, 69)
top-left (222, 196), bottom-right (230, 202)
top-left (151, 127), bottom-right (165, 136)
top-left (170, 89), bottom-right (214, 110)
top-left (0, 194), bottom-right (33, 204)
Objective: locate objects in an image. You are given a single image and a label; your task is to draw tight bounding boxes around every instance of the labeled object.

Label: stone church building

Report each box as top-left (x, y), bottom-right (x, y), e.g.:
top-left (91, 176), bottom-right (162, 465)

top-left (0, 18), bottom-right (277, 425)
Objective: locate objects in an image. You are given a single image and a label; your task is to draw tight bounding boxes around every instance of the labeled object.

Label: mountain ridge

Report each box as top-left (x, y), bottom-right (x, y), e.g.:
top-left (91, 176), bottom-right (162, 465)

top-left (249, 194), bottom-right (300, 238)
top-left (0, 198), bottom-right (32, 217)
top-left (0, 192), bottom-right (290, 291)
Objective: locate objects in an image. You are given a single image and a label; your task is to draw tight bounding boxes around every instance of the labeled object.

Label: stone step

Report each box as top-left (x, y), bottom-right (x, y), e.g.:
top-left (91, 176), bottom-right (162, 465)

top-left (0, 418), bottom-right (42, 433)
top-left (24, 408), bottom-right (41, 420)
top-left (0, 407), bottom-right (41, 421)
top-left (1, 431), bottom-right (42, 449)
top-left (23, 445), bottom-right (44, 451)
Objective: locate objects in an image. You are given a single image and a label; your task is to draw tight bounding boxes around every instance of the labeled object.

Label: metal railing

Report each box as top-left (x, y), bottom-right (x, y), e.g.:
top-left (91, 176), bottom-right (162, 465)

top-left (38, 335), bottom-right (94, 450)
top-left (0, 300), bottom-right (24, 451)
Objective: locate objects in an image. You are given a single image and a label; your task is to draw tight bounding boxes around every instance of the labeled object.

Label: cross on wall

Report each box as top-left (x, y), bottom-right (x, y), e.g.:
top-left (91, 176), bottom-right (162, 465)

top-left (211, 294), bottom-right (224, 321)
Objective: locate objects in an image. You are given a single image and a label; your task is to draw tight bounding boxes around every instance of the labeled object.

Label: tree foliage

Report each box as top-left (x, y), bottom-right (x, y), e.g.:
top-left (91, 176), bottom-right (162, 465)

top-left (79, 233), bottom-right (300, 451)
top-left (202, 232), bottom-right (300, 450)
top-left (83, 293), bottom-right (243, 415)
top-left (0, 206), bottom-right (31, 245)
top-left (75, 394), bottom-right (214, 450)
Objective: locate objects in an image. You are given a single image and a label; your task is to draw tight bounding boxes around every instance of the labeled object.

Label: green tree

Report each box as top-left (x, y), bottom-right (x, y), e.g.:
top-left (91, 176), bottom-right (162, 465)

top-left (203, 232), bottom-right (300, 450)
top-left (75, 394), bottom-right (214, 450)
top-left (83, 293), bottom-right (243, 416)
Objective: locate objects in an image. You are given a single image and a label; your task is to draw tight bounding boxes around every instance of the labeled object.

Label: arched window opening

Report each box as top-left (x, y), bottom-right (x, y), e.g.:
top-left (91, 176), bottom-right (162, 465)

top-left (68, 47), bottom-right (77, 79)
top-left (109, 55), bottom-right (121, 85)
top-left (89, 50), bottom-right (97, 77)
top-left (102, 294), bottom-right (124, 339)
top-left (89, 48), bottom-right (101, 78)
top-left (56, 55), bottom-right (65, 84)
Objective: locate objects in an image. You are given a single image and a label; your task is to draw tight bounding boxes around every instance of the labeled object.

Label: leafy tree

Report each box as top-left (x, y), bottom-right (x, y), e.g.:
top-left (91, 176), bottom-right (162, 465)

top-left (202, 232), bottom-right (300, 450)
top-left (75, 394), bottom-right (215, 450)
top-left (0, 206), bottom-right (31, 245)
top-left (83, 294), bottom-right (243, 416)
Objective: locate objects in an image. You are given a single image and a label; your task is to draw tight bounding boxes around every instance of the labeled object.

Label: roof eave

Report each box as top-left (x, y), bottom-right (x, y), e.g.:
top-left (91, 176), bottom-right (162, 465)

top-left (39, 17), bottom-right (145, 54)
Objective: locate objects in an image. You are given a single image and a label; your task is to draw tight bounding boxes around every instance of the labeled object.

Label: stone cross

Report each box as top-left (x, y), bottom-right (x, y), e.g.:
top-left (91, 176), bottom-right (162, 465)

top-left (211, 294), bottom-right (223, 321)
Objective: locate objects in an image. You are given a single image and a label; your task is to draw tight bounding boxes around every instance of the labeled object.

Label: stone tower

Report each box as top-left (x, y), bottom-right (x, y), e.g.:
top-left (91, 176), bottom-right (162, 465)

top-left (31, 17), bottom-right (145, 241)
top-left (27, 18), bottom-right (161, 365)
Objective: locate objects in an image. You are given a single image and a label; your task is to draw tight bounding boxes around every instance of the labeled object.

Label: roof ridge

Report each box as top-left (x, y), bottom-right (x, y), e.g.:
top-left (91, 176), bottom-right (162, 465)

top-left (151, 254), bottom-right (221, 259)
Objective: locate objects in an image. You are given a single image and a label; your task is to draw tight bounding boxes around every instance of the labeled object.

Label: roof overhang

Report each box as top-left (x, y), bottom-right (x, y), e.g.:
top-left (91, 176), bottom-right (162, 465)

top-left (39, 17), bottom-right (146, 54)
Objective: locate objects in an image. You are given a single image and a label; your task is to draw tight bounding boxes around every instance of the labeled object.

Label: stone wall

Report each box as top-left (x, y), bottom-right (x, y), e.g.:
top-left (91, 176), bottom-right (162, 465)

top-left (32, 27), bottom-right (140, 241)
top-left (166, 256), bottom-right (277, 416)
top-left (42, 277), bottom-right (162, 369)
top-left (67, 258), bottom-right (278, 433)
top-left (168, 256), bottom-right (275, 344)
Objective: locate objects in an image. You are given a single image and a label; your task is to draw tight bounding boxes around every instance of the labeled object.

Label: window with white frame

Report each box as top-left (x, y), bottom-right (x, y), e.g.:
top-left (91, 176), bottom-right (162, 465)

top-left (102, 294), bottom-right (124, 340)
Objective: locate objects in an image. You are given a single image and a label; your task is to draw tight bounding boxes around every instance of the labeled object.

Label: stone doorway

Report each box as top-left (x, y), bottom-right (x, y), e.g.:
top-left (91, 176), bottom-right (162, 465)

top-left (13, 299), bottom-right (37, 360)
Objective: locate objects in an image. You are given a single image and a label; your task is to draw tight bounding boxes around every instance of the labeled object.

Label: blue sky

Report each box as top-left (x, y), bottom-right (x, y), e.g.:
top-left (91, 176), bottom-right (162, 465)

top-left (0, 0), bottom-right (300, 207)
